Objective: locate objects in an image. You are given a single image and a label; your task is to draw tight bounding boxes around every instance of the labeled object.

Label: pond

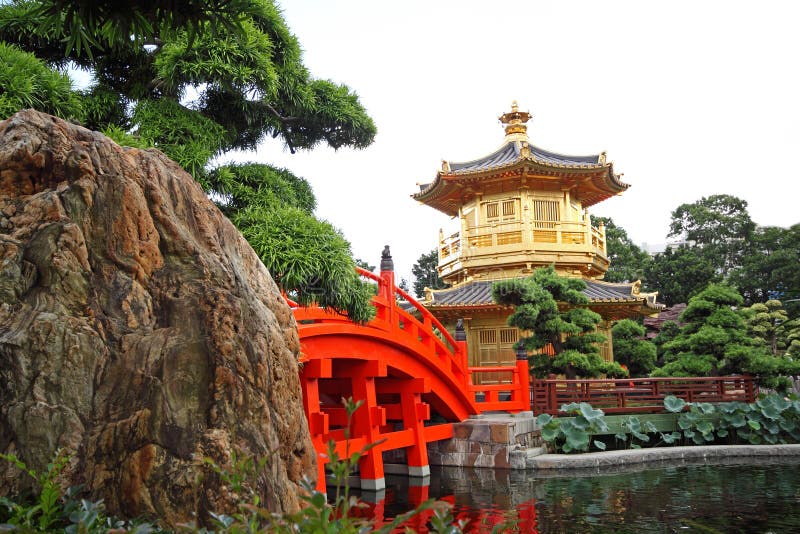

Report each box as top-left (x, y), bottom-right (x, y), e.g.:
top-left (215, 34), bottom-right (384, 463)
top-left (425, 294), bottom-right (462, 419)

top-left (350, 457), bottom-right (800, 533)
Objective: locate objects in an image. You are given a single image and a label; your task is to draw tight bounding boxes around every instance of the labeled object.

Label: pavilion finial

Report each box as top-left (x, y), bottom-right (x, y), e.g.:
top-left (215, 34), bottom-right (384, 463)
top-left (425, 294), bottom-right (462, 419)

top-left (499, 101), bottom-right (531, 140)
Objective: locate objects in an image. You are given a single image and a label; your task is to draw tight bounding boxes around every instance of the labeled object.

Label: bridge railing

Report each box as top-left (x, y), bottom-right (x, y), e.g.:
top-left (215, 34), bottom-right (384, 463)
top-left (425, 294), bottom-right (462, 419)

top-left (531, 375), bottom-right (757, 415)
top-left (468, 360), bottom-right (531, 412)
top-left (364, 267), bottom-right (470, 389)
top-left (353, 267), bottom-right (534, 413)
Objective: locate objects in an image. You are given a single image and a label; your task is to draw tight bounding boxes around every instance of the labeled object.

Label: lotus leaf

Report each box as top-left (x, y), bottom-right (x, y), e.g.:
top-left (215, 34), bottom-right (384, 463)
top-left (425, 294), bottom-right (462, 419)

top-left (664, 395), bottom-right (687, 413)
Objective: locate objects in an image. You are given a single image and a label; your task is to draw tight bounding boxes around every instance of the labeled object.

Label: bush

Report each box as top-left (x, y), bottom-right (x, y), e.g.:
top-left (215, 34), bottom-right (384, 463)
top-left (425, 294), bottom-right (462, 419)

top-left (0, 42), bottom-right (83, 121)
top-left (537, 394), bottom-right (800, 453)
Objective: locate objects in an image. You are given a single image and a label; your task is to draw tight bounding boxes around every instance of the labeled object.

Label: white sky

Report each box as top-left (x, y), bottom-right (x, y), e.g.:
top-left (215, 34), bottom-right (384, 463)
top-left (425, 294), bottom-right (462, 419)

top-left (229, 0), bottom-right (800, 283)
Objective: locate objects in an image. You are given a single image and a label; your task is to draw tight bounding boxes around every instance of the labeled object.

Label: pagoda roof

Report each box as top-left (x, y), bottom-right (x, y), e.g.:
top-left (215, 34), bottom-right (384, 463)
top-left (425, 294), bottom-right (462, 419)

top-left (412, 103), bottom-right (630, 216)
top-left (424, 279), bottom-right (663, 312)
top-left (447, 139), bottom-right (603, 174)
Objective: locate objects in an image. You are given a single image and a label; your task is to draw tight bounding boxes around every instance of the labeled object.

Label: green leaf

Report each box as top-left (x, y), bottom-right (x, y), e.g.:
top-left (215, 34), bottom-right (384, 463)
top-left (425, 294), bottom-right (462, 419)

top-left (664, 395), bottom-right (687, 413)
top-left (536, 413), bottom-right (554, 426)
top-left (593, 440), bottom-right (607, 451)
top-left (696, 420), bottom-right (715, 437)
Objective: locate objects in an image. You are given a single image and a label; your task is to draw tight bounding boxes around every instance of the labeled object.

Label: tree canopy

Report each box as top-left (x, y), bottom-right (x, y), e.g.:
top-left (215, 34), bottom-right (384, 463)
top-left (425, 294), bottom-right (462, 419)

top-left (411, 248), bottom-right (446, 299)
top-left (591, 216), bottom-right (651, 284)
top-left (0, 0), bottom-right (377, 322)
top-left (667, 194), bottom-right (755, 278)
top-left (644, 244), bottom-right (720, 307)
top-left (492, 266), bottom-right (627, 379)
top-left (652, 284), bottom-right (799, 389)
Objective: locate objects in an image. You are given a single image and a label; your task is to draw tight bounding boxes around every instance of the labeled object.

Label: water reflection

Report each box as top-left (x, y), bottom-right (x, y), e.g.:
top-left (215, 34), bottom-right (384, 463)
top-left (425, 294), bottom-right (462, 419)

top-left (351, 457), bottom-right (800, 533)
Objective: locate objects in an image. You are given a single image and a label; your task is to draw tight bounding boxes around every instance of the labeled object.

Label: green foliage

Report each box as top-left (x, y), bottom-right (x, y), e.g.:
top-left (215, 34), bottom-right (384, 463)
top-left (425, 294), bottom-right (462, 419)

top-left (23, 0), bottom-right (265, 59)
top-left (612, 319), bottom-right (657, 377)
top-left (664, 394), bottom-right (800, 446)
top-left (650, 284), bottom-right (800, 386)
top-left (744, 299), bottom-right (800, 357)
top-left (493, 266), bottom-right (618, 379)
top-left (131, 99), bottom-right (228, 179)
top-left (0, 0), bottom-right (377, 322)
top-left (235, 206), bottom-right (375, 324)
top-left (645, 244), bottom-right (719, 307)
top-left (538, 395), bottom-right (800, 453)
top-left (0, 450), bottom-right (156, 532)
top-left (731, 224), bottom-right (800, 305)
top-left (613, 416), bottom-right (658, 449)
top-left (591, 216), bottom-right (651, 284)
top-left (668, 194), bottom-right (755, 278)
top-left (536, 403), bottom-right (609, 453)
top-left (0, 42), bottom-right (83, 120)
top-left (411, 248), bottom-right (446, 299)
top-left (208, 163), bottom-right (316, 215)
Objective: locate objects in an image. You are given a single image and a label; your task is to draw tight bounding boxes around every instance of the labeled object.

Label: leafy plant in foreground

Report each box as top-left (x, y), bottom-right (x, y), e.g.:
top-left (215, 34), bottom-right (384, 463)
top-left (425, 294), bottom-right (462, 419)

top-left (536, 403), bottom-right (609, 453)
top-left (0, 450), bottom-right (157, 533)
top-left (614, 416), bottom-right (658, 449)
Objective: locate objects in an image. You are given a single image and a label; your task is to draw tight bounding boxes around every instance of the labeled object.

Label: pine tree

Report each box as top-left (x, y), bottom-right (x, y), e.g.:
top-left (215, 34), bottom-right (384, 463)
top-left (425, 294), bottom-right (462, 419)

top-left (0, 0), bottom-right (377, 322)
top-left (611, 319), bottom-right (657, 377)
top-left (492, 266), bottom-right (627, 379)
top-left (411, 249), bottom-right (446, 299)
top-left (652, 285), bottom-right (800, 389)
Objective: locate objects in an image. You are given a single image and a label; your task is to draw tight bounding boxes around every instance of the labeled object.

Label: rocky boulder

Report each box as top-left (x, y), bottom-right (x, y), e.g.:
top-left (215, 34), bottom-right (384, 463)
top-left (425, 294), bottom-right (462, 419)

top-left (0, 110), bottom-right (314, 524)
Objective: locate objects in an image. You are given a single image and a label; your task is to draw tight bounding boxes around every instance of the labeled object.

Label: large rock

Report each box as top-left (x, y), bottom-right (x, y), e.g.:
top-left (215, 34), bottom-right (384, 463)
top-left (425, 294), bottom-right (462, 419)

top-left (0, 110), bottom-right (314, 523)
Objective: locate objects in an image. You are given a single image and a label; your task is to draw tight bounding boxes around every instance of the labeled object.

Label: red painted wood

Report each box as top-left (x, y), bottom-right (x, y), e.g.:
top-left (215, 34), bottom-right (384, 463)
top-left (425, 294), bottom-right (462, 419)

top-left (294, 265), bottom-right (531, 493)
top-left (531, 375), bottom-right (757, 415)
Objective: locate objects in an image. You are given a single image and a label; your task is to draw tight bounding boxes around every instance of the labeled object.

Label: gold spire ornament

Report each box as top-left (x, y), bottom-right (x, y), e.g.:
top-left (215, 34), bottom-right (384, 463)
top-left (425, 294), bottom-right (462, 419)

top-left (499, 100), bottom-right (531, 137)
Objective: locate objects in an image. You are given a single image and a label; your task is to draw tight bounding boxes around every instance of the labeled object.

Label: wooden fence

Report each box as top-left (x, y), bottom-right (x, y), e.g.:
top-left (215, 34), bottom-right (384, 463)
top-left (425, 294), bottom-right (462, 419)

top-left (531, 376), bottom-right (757, 415)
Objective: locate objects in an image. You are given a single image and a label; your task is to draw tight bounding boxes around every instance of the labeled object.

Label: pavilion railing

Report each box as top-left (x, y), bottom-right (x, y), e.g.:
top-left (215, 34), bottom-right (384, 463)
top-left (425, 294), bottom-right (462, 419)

top-left (531, 376), bottom-right (757, 415)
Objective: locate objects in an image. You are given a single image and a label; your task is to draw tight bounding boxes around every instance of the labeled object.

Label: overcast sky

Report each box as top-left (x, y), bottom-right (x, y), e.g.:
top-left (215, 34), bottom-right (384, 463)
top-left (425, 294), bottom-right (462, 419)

top-left (227, 0), bottom-right (800, 283)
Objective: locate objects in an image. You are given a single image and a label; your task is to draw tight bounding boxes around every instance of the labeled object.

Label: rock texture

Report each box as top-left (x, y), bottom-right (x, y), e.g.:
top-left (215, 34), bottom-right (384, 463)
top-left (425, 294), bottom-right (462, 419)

top-left (0, 110), bottom-right (314, 524)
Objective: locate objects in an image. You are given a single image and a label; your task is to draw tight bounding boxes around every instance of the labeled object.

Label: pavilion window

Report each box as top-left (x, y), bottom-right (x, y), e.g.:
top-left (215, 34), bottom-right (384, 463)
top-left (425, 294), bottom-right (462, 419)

top-left (533, 199), bottom-right (559, 226)
top-left (502, 200), bottom-right (516, 218)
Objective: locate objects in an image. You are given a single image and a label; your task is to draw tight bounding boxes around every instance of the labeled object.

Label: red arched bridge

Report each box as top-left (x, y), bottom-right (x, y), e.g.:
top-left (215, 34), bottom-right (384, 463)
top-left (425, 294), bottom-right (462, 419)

top-left (289, 248), bottom-right (530, 492)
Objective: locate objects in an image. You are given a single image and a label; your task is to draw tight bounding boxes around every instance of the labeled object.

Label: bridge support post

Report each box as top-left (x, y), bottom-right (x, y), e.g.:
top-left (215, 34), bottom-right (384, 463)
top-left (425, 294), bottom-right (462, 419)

top-left (299, 359), bottom-right (332, 494)
top-left (401, 388), bottom-right (431, 477)
top-left (350, 360), bottom-right (387, 491)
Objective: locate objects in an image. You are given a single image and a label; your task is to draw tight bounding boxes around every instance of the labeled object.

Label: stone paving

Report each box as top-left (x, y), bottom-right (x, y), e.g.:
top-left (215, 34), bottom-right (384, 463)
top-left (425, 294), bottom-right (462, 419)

top-left (530, 443), bottom-right (800, 470)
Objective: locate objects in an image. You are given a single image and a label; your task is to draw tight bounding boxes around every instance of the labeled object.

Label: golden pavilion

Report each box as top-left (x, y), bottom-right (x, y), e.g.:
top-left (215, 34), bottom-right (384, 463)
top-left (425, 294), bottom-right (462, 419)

top-left (412, 102), bottom-right (661, 370)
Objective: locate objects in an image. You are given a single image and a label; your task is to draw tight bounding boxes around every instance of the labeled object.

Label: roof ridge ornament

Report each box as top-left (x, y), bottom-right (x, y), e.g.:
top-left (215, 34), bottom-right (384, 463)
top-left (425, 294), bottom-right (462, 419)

top-left (499, 100), bottom-right (531, 141)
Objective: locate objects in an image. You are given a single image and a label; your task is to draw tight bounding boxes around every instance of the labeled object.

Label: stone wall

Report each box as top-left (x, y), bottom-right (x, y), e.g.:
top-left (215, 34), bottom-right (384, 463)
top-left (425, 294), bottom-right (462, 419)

top-left (428, 412), bottom-right (542, 469)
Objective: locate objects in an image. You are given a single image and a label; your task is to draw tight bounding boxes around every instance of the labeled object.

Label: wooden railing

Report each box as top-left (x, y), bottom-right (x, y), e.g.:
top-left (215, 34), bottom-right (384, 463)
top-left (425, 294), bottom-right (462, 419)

top-left (531, 376), bottom-right (757, 415)
top-left (468, 361), bottom-right (531, 413)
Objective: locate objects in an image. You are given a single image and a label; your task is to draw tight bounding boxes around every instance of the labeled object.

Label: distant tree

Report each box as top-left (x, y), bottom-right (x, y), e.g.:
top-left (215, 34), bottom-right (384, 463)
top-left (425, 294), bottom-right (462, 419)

top-left (411, 248), bottom-right (446, 299)
top-left (652, 284), bottom-right (800, 390)
top-left (731, 224), bottom-right (800, 306)
top-left (354, 258), bottom-right (376, 273)
top-left (591, 216), bottom-right (651, 284)
top-left (611, 319), bottom-right (657, 377)
top-left (492, 266), bottom-right (627, 379)
top-left (645, 244), bottom-right (719, 306)
top-left (668, 194), bottom-right (755, 277)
